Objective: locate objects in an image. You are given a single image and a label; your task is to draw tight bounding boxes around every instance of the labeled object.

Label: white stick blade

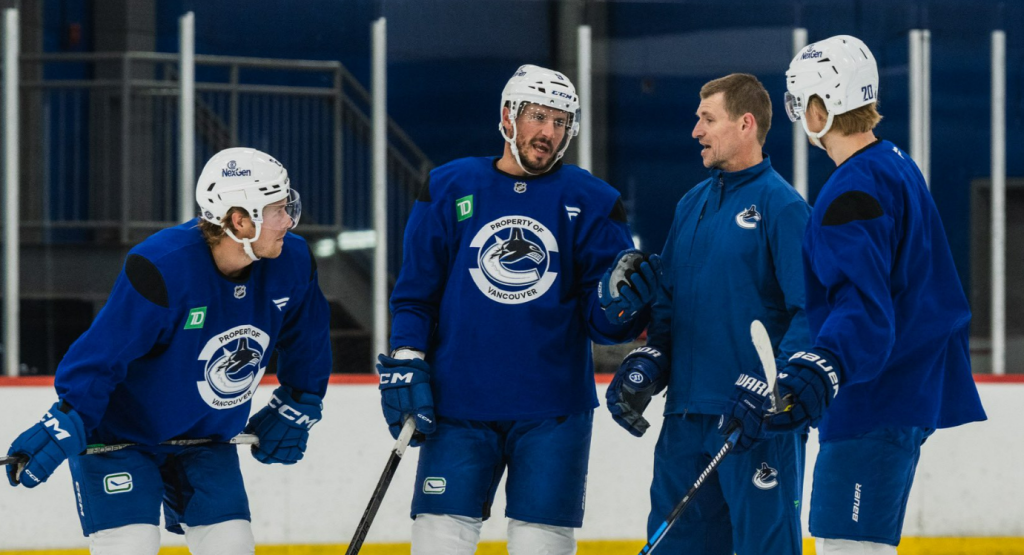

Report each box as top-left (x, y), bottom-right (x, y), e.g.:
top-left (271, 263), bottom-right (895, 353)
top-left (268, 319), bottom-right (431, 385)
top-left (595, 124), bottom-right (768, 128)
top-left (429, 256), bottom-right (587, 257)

top-left (750, 319), bottom-right (781, 412)
top-left (750, 320), bottom-right (777, 383)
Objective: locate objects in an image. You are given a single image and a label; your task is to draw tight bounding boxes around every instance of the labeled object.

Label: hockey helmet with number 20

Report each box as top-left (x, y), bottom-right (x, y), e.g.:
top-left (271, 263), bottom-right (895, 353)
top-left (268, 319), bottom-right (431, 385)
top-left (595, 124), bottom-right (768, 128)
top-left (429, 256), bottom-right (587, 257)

top-left (785, 35), bottom-right (879, 149)
top-left (499, 64), bottom-right (581, 175)
top-left (196, 147), bottom-right (301, 261)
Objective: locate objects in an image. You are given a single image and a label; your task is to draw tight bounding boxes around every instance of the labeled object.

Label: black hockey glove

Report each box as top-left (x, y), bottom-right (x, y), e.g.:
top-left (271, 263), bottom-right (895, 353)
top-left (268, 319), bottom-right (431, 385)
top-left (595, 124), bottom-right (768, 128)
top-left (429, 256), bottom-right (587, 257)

top-left (720, 373), bottom-right (773, 454)
top-left (606, 345), bottom-right (669, 437)
top-left (764, 350), bottom-right (841, 432)
top-left (599, 249), bottom-right (663, 325)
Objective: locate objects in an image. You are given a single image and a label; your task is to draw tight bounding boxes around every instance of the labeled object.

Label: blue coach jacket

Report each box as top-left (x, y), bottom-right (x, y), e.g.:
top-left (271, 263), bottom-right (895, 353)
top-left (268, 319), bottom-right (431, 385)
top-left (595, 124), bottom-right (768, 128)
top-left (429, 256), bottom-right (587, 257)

top-left (648, 156), bottom-right (810, 417)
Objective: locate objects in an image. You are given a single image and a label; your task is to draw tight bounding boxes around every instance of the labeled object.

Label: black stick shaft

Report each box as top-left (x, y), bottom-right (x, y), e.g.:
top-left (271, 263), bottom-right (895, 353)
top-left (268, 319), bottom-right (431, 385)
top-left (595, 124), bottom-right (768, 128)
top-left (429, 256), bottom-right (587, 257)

top-left (638, 429), bottom-right (739, 554)
top-left (345, 418), bottom-right (418, 555)
top-left (2, 434), bottom-right (258, 466)
top-left (345, 450), bottom-right (403, 555)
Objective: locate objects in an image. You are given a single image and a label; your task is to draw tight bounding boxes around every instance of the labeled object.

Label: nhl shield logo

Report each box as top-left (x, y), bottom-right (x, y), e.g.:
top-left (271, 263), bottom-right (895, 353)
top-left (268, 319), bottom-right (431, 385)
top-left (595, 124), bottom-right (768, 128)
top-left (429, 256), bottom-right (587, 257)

top-left (513, 182), bottom-right (527, 193)
top-left (234, 285), bottom-right (246, 299)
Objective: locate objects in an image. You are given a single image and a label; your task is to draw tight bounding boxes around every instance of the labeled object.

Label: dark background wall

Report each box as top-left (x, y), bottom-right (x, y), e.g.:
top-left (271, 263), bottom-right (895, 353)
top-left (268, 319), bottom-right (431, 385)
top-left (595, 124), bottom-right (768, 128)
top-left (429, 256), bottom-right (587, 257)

top-left (28, 0), bottom-right (1024, 371)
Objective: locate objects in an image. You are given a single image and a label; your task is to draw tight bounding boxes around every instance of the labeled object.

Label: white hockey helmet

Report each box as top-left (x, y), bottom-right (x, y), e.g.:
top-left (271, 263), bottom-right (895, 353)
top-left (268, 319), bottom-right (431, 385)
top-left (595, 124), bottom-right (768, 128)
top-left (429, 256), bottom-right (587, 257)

top-left (498, 64), bottom-right (580, 174)
top-left (785, 35), bottom-right (879, 149)
top-left (195, 147), bottom-right (301, 260)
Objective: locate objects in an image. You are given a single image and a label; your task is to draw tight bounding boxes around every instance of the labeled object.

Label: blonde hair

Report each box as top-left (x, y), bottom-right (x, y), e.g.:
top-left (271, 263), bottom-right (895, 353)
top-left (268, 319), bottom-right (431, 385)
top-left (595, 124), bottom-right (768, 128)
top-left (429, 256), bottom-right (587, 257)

top-left (700, 73), bottom-right (772, 145)
top-left (198, 207), bottom-right (250, 247)
top-left (809, 95), bottom-right (883, 135)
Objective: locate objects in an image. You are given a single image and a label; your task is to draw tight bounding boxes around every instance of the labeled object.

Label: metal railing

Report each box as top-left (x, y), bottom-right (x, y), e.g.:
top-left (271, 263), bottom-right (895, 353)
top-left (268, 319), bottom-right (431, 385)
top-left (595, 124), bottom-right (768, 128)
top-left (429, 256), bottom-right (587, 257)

top-left (17, 51), bottom-right (430, 272)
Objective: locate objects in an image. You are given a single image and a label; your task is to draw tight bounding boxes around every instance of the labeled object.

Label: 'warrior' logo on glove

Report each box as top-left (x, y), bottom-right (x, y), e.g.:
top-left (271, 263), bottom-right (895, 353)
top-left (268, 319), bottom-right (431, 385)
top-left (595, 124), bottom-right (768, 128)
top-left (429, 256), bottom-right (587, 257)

top-left (734, 373), bottom-right (772, 397)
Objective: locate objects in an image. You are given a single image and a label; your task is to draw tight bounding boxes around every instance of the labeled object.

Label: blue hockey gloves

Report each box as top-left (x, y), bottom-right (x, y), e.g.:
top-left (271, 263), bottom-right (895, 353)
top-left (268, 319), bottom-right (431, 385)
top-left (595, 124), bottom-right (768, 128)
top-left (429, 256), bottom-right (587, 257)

top-left (244, 385), bottom-right (323, 465)
top-left (377, 353), bottom-right (435, 443)
top-left (606, 345), bottom-right (669, 437)
top-left (599, 249), bottom-right (663, 325)
top-left (7, 401), bottom-right (86, 488)
top-left (764, 350), bottom-right (841, 433)
top-left (720, 373), bottom-right (773, 454)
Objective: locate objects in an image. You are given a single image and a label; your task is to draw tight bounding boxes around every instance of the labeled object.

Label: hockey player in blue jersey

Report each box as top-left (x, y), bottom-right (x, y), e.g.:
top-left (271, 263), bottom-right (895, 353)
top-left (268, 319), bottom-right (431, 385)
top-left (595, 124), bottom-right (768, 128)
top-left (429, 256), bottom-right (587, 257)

top-left (5, 147), bottom-right (332, 554)
top-left (376, 64), bottom-right (646, 555)
top-left (604, 73), bottom-right (811, 554)
top-left (726, 35), bottom-right (987, 554)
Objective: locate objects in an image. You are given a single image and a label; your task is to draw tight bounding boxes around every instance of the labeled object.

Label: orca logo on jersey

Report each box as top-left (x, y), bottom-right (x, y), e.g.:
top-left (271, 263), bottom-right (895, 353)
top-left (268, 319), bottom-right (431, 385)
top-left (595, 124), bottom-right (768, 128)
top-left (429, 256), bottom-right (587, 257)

top-left (735, 205), bottom-right (761, 230)
top-left (196, 324), bottom-right (270, 410)
top-left (752, 462), bottom-right (779, 490)
top-left (468, 216), bottom-right (559, 305)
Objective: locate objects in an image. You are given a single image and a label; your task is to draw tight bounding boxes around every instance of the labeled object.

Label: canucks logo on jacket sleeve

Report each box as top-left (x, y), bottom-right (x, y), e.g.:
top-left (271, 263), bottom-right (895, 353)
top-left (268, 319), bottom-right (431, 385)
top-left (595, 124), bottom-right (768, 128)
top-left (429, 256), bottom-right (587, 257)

top-left (468, 215), bottom-right (559, 304)
top-left (196, 325), bottom-right (269, 409)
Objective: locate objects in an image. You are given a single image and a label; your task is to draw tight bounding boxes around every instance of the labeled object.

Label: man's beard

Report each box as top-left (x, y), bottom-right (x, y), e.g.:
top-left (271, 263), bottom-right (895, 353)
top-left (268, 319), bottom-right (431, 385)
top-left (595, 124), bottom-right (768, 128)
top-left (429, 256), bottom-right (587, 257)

top-left (517, 137), bottom-right (557, 173)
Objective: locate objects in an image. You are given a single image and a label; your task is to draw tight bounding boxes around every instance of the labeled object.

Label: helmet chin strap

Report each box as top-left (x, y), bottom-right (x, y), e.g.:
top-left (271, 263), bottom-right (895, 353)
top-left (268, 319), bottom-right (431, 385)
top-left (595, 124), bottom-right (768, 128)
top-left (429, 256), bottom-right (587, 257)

top-left (500, 111), bottom-right (537, 176)
top-left (801, 109), bottom-right (836, 151)
top-left (499, 105), bottom-right (570, 176)
top-left (224, 223), bottom-right (262, 262)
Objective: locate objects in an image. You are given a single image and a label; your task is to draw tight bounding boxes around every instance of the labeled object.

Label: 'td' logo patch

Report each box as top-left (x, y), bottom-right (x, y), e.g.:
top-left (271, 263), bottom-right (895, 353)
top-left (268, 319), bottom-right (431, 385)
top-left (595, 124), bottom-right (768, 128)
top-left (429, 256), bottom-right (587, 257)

top-left (456, 195), bottom-right (474, 222)
top-left (185, 307), bottom-right (207, 329)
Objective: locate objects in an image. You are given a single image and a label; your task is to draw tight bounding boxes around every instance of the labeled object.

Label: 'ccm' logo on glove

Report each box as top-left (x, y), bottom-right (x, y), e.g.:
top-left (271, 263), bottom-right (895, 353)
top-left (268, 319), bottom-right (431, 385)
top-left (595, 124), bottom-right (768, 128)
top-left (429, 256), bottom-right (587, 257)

top-left (789, 351), bottom-right (839, 398)
top-left (43, 413), bottom-right (72, 440)
top-left (269, 393), bottom-right (320, 429)
top-left (380, 372), bottom-right (414, 385)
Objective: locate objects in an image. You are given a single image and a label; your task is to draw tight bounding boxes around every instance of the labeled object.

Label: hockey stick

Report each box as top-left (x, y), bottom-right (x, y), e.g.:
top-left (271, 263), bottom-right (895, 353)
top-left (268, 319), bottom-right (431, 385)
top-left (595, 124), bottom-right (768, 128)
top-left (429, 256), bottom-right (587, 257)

top-left (0, 434), bottom-right (259, 466)
top-left (638, 321), bottom-right (787, 554)
top-left (345, 417), bottom-right (418, 555)
top-left (750, 319), bottom-right (792, 413)
top-left (638, 428), bottom-right (741, 554)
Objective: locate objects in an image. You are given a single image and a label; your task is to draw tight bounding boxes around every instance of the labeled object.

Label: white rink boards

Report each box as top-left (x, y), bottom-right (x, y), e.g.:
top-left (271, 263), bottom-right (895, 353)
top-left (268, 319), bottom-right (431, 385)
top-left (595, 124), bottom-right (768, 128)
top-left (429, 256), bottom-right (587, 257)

top-left (0, 381), bottom-right (1020, 553)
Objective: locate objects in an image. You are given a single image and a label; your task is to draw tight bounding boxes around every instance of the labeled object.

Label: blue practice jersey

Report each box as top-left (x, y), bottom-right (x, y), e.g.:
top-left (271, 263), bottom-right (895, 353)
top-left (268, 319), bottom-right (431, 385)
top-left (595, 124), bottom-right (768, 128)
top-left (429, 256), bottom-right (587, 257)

top-left (389, 157), bottom-right (643, 420)
top-left (54, 220), bottom-right (332, 445)
top-left (648, 156), bottom-right (810, 417)
top-left (804, 140), bottom-right (986, 441)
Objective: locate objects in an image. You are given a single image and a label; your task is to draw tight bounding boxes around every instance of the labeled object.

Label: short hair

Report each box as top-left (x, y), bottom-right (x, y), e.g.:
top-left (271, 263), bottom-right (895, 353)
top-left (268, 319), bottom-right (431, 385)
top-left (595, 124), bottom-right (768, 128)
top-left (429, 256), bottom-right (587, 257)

top-left (198, 207), bottom-right (249, 247)
top-left (700, 73), bottom-right (772, 145)
top-left (808, 95), bottom-right (883, 135)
